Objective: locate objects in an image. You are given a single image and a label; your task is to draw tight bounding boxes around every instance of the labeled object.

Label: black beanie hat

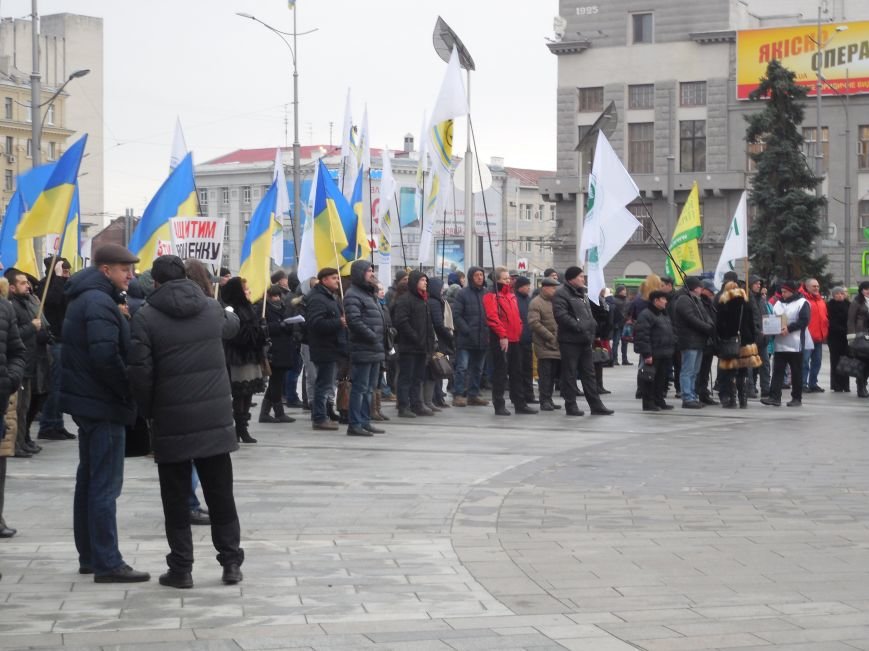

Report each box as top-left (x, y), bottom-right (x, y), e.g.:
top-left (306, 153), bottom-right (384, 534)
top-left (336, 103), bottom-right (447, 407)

top-left (564, 266), bottom-right (583, 282)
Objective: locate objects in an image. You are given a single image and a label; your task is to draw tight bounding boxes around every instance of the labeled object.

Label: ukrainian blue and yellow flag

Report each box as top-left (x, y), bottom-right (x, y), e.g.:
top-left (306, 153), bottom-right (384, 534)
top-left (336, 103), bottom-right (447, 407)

top-left (59, 186), bottom-right (82, 271)
top-left (15, 135), bottom-right (87, 240)
top-left (312, 160), bottom-right (349, 272)
top-left (129, 151), bottom-right (198, 272)
top-left (240, 181), bottom-right (278, 303)
top-left (339, 166), bottom-right (370, 273)
top-left (0, 192), bottom-right (38, 277)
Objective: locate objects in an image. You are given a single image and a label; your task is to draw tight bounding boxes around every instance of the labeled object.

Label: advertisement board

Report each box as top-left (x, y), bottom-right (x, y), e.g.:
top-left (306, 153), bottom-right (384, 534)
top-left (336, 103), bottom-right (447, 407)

top-left (736, 20), bottom-right (869, 100)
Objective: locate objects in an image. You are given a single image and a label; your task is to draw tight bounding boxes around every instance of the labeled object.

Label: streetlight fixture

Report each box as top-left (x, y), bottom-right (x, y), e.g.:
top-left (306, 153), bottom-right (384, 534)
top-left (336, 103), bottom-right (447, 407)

top-left (236, 11), bottom-right (318, 262)
top-left (39, 69), bottom-right (90, 131)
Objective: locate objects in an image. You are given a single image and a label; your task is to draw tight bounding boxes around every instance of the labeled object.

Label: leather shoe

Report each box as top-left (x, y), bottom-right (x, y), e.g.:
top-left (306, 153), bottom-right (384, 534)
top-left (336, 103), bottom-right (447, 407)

top-left (159, 570), bottom-right (193, 589)
top-left (514, 405), bottom-right (538, 415)
top-left (346, 425), bottom-right (373, 437)
top-left (397, 408), bottom-right (417, 418)
top-left (412, 406), bottom-right (434, 417)
top-left (598, 388), bottom-right (612, 395)
top-left (494, 406), bottom-right (512, 416)
top-left (0, 526), bottom-right (17, 538)
top-left (681, 401), bottom-right (702, 409)
top-left (760, 398), bottom-right (781, 407)
top-left (23, 441), bottom-right (41, 453)
top-left (79, 565), bottom-right (93, 574)
top-left (364, 424), bottom-right (385, 434)
top-left (786, 399), bottom-right (802, 407)
top-left (222, 563), bottom-right (243, 585)
top-left (61, 428), bottom-right (77, 440)
top-left (313, 420), bottom-right (339, 431)
top-left (94, 564), bottom-right (150, 583)
top-left (37, 429), bottom-right (67, 441)
top-left (565, 405), bottom-right (584, 417)
top-left (590, 407), bottom-right (614, 415)
top-left (190, 508), bottom-right (211, 526)
top-left (699, 395), bottom-right (717, 406)
top-left (13, 448), bottom-right (31, 458)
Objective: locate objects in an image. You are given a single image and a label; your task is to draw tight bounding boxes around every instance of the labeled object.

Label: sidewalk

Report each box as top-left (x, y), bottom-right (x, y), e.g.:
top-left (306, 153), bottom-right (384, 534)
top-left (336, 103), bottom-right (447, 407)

top-left (2, 365), bottom-right (868, 650)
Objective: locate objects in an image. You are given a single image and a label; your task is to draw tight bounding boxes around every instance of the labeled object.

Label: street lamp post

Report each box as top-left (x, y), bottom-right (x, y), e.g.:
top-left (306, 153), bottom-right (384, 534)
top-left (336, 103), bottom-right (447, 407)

top-left (237, 11), bottom-right (317, 263)
top-left (30, 0), bottom-right (41, 167)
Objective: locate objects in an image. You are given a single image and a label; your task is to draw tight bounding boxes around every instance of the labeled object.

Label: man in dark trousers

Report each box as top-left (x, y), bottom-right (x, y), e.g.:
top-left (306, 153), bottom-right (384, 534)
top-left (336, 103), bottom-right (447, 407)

top-left (552, 266), bottom-right (614, 417)
top-left (305, 267), bottom-right (348, 431)
top-left (513, 276), bottom-right (537, 404)
top-left (451, 266), bottom-right (490, 407)
top-left (61, 244), bottom-right (150, 583)
top-left (0, 284), bottom-right (26, 545)
top-left (128, 255), bottom-right (244, 589)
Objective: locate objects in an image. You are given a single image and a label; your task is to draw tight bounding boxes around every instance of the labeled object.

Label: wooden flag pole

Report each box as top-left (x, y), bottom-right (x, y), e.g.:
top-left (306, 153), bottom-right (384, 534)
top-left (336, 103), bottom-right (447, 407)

top-left (36, 253), bottom-right (59, 320)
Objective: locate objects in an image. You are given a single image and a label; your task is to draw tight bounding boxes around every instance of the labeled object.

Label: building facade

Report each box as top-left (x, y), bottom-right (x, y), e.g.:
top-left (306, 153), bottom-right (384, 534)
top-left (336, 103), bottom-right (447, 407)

top-left (543, 0), bottom-right (869, 285)
top-left (195, 144), bottom-right (556, 276)
top-left (0, 14), bottom-right (104, 227)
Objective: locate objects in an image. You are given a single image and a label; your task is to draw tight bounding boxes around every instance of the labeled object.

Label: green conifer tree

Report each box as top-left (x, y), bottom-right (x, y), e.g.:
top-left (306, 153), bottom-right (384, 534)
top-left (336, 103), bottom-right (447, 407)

top-left (745, 60), bottom-right (828, 282)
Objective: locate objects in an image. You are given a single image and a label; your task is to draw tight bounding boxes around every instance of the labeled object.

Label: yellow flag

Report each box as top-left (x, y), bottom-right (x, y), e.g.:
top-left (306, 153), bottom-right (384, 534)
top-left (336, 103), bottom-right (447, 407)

top-left (666, 182), bottom-right (703, 284)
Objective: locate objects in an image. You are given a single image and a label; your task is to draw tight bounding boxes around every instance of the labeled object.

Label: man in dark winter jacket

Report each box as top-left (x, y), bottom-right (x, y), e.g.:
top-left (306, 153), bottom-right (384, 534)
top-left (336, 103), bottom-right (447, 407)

top-left (305, 267), bottom-right (348, 430)
top-left (62, 244), bottom-right (150, 583)
top-left (343, 260), bottom-right (387, 436)
top-left (392, 270), bottom-right (436, 417)
top-left (128, 255), bottom-right (244, 589)
top-left (552, 266), bottom-right (614, 417)
top-left (514, 276), bottom-right (536, 405)
top-left (748, 275), bottom-right (770, 397)
top-left (0, 289), bottom-right (26, 542)
top-left (634, 290), bottom-right (676, 411)
top-left (451, 266), bottom-right (490, 407)
top-left (259, 285), bottom-right (297, 423)
top-left (672, 276), bottom-right (715, 409)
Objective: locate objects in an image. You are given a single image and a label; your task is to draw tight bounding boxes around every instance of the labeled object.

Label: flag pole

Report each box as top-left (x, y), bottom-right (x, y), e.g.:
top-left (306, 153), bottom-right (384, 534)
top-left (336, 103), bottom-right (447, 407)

top-left (36, 253), bottom-right (58, 320)
top-left (440, 209), bottom-right (447, 281)
top-left (468, 116), bottom-right (495, 274)
top-left (418, 172), bottom-right (426, 272)
top-left (393, 191), bottom-right (408, 270)
top-left (635, 195), bottom-right (687, 283)
top-left (326, 211), bottom-right (345, 301)
top-left (367, 168), bottom-right (374, 263)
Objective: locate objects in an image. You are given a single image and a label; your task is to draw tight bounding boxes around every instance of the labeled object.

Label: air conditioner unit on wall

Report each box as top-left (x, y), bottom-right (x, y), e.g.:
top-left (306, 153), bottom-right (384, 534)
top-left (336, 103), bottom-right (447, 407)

top-left (6, 155), bottom-right (15, 163)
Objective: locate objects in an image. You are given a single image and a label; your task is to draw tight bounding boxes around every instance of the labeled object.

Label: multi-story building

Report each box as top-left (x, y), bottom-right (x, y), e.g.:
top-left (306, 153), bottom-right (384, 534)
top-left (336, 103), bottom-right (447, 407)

top-left (195, 142), bottom-right (556, 275)
top-left (0, 13), bottom-right (104, 227)
top-left (542, 0), bottom-right (869, 284)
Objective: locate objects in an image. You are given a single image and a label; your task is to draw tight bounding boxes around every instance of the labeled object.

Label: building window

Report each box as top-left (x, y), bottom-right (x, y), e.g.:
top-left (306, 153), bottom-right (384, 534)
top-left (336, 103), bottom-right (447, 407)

top-left (746, 137), bottom-right (767, 172)
top-left (240, 211), bottom-right (251, 227)
top-left (242, 186), bottom-right (251, 204)
top-left (47, 142), bottom-right (56, 160)
top-left (631, 12), bottom-right (653, 44)
top-left (860, 201), bottom-right (869, 240)
top-left (803, 126), bottom-right (829, 173)
top-left (521, 203), bottom-right (532, 221)
top-left (627, 205), bottom-right (653, 243)
top-left (198, 188), bottom-right (208, 206)
top-left (680, 120), bottom-right (706, 172)
top-left (26, 138), bottom-right (32, 158)
top-left (537, 204), bottom-right (545, 220)
top-left (3, 97), bottom-right (11, 120)
top-left (680, 81), bottom-right (707, 107)
top-left (221, 187), bottom-right (229, 205)
top-left (858, 125), bottom-right (869, 170)
top-left (4, 136), bottom-right (12, 155)
top-left (45, 104), bottom-right (55, 126)
top-left (4, 170), bottom-right (12, 191)
top-left (578, 86), bottom-right (603, 113)
top-left (550, 204), bottom-right (556, 221)
top-left (628, 123), bottom-right (654, 173)
top-left (628, 84), bottom-right (654, 110)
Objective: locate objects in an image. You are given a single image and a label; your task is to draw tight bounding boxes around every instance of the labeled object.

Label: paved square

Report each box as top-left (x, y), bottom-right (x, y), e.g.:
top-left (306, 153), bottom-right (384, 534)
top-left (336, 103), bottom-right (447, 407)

top-left (2, 364), bottom-right (868, 650)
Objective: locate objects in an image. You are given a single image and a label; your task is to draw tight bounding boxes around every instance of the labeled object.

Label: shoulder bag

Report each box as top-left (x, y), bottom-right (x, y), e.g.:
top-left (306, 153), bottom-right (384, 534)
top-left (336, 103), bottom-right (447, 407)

top-left (717, 304), bottom-right (743, 360)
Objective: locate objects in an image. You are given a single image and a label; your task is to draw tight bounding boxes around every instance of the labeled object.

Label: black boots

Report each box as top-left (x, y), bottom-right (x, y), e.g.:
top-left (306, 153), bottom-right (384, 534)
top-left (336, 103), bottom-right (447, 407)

top-left (259, 398), bottom-right (295, 423)
top-left (235, 413), bottom-right (257, 444)
top-left (858, 382), bottom-right (869, 398)
top-left (258, 399), bottom-right (277, 423)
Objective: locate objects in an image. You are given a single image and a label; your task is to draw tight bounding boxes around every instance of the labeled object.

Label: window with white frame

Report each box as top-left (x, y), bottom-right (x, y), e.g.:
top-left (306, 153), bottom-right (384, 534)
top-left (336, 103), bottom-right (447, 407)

top-left (198, 188), bottom-right (208, 206)
top-left (802, 126), bottom-right (829, 173)
top-left (242, 186), bottom-right (251, 204)
top-left (221, 187), bottom-right (230, 205)
top-left (631, 12), bottom-right (653, 44)
top-left (628, 84), bottom-right (654, 109)
top-left (578, 86), bottom-right (604, 113)
top-left (680, 81), bottom-right (707, 107)
top-left (628, 123), bottom-right (654, 173)
top-left (627, 204), bottom-right (653, 243)
top-left (859, 125), bottom-right (869, 170)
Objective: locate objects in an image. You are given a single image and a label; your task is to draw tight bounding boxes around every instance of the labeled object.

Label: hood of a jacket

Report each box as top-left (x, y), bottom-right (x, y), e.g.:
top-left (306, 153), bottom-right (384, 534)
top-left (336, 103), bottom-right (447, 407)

top-left (350, 259), bottom-right (374, 292)
top-left (718, 287), bottom-right (746, 305)
top-left (428, 276), bottom-right (444, 299)
top-left (221, 276), bottom-right (250, 309)
top-left (467, 266), bottom-right (485, 291)
top-left (64, 266), bottom-right (121, 302)
top-left (147, 279), bottom-right (208, 319)
top-left (408, 270), bottom-right (428, 299)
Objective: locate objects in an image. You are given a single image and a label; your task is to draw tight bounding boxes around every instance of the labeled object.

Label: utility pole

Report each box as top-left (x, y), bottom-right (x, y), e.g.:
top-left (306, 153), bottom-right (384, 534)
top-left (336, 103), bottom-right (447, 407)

top-left (815, 5), bottom-right (825, 257)
top-left (30, 0), bottom-right (40, 168)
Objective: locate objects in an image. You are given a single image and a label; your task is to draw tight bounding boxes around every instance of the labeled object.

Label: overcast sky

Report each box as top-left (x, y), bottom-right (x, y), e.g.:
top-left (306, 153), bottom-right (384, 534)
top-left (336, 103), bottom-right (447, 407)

top-left (3, 0), bottom-right (557, 215)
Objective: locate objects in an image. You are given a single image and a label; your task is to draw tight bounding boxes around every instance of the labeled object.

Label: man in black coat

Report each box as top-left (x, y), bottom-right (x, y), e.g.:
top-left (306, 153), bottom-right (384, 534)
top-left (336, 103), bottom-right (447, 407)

top-left (552, 266), bottom-right (614, 417)
top-left (62, 244), bottom-right (150, 584)
top-left (259, 285), bottom-right (297, 424)
top-left (634, 290), bottom-right (676, 411)
top-left (672, 276), bottom-right (715, 409)
top-left (128, 255), bottom-right (244, 589)
top-left (305, 267), bottom-right (348, 430)
top-left (451, 266), bottom-right (490, 407)
top-left (343, 260), bottom-right (387, 436)
top-left (392, 270), bottom-right (436, 418)
top-left (514, 276), bottom-right (536, 405)
top-left (0, 288), bottom-right (26, 542)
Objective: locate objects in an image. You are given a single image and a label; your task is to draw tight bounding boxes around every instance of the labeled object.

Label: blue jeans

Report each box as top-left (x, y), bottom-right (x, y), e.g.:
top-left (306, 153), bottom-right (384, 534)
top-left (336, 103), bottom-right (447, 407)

top-left (611, 326), bottom-right (623, 361)
top-left (39, 342), bottom-right (64, 433)
top-left (72, 417), bottom-right (126, 574)
top-left (349, 362), bottom-right (379, 428)
top-left (453, 348), bottom-right (486, 397)
top-left (283, 367), bottom-right (301, 403)
top-left (679, 349), bottom-right (703, 403)
top-left (189, 465), bottom-right (201, 511)
top-left (802, 345), bottom-right (822, 388)
top-left (312, 361), bottom-right (337, 423)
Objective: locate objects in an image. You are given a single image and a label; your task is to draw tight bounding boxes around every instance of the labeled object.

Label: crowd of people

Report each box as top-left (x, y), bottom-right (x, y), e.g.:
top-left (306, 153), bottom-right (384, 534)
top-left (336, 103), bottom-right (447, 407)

top-left (1, 244), bottom-right (868, 588)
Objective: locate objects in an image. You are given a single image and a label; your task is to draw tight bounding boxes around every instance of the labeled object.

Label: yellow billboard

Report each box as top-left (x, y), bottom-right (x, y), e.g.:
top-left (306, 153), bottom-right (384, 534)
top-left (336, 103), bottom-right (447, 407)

top-left (737, 20), bottom-right (869, 100)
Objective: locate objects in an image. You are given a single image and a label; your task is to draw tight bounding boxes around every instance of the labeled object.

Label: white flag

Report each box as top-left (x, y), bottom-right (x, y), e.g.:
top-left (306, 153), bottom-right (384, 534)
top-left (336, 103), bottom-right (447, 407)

top-left (359, 104), bottom-right (370, 171)
top-left (583, 132), bottom-right (641, 305)
top-left (376, 148), bottom-right (396, 289)
top-left (297, 162), bottom-right (320, 283)
top-left (271, 148), bottom-right (290, 264)
top-left (714, 191), bottom-right (748, 290)
top-left (169, 117), bottom-right (188, 171)
top-left (429, 47), bottom-right (468, 127)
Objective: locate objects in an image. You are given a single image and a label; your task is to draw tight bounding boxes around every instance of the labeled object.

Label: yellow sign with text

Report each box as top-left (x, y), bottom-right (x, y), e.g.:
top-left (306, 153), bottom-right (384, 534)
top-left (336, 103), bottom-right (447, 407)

top-left (737, 20), bottom-right (869, 100)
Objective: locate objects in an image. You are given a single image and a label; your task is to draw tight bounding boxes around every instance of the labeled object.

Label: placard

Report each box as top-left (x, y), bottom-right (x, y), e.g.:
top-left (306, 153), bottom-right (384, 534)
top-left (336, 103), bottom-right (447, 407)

top-left (762, 314), bottom-right (786, 336)
top-left (169, 217), bottom-right (225, 270)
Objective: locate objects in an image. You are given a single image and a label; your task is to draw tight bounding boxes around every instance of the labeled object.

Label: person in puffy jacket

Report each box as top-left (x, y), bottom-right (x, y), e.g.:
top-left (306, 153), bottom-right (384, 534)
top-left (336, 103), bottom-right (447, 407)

top-left (527, 278), bottom-right (561, 410)
top-left (0, 277), bottom-right (26, 542)
top-left (392, 270), bottom-right (436, 417)
top-left (483, 267), bottom-right (536, 416)
top-left (671, 276), bottom-right (715, 408)
top-left (259, 285), bottom-right (297, 424)
top-left (424, 276), bottom-right (453, 411)
top-left (633, 290), bottom-right (675, 411)
top-left (451, 266), bottom-right (490, 407)
top-left (800, 279), bottom-right (828, 393)
top-left (552, 266), bottom-right (613, 417)
top-left (128, 255), bottom-right (244, 589)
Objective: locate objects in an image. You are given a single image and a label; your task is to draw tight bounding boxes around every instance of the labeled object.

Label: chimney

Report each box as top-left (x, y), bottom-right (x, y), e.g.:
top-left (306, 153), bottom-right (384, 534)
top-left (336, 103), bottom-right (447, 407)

top-left (490, 156), bottom-right (505, 169)
top-left (403, 133), bottom-right (414, 153)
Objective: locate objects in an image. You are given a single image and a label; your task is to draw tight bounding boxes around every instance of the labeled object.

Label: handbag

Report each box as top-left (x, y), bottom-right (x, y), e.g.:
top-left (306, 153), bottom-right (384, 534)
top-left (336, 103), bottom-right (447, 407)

top-left (638, 362), bottom-right (656, 383)
top-left (336, 377), bottom-right (351, 411)
top-left (621, 322), bottom-right (634, 342)
top-left (429, 352), bottom-right (453, 379)
top-left (849, 332), bottom-right (869, 358)
top-left (836, 355), bottom-right (866, 379)
top-left (717, 304), bottom-right (743, 360)
top-left (592, 338), bottom-right (611, 364)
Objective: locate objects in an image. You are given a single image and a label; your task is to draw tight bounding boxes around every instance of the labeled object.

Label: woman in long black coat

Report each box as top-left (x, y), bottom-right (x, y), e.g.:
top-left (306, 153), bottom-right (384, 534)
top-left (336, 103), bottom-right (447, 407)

top-left (715, 282), bottom-right (762, 408)
top-left (260, 285), bottom-right (297, 424)
top-left (222, 277), bottom-right (268, 443)
top-left (826, 287), bottom-right (851, 393)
